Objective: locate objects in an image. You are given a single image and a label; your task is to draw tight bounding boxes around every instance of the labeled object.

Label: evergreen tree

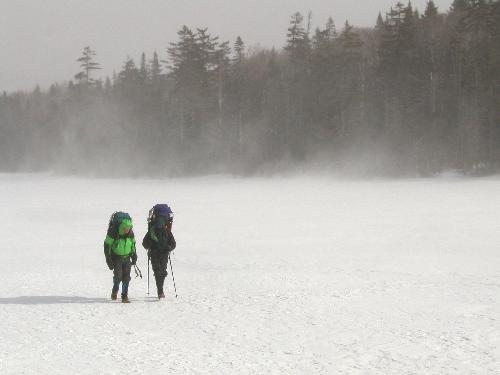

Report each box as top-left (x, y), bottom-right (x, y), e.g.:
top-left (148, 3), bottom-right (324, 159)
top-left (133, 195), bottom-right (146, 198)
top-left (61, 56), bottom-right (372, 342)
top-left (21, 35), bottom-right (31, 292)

top-left (325, 17), bottom-right (337, 40)
top-left (119, 57), bottom-right (139, 82)
top-left (139, 52), bottom-right (149, 83)
top-left (117, 57), bottom-right (141, 103)
top-left (74, 46), bottom-right (101, 85)
top-left (167, 26), bottom-right (201, 90)
top-left (150, 51), bottom-right (162, 84)
top-left (214, 40), bottom-right (231, 127)
top-left (284, 12), bottom-right (313, 159)
top-left (233, 36), bottom-right (245, 64)
top-left (285, 12), bottom-right (310, 63)
top-left (228, 37), bottom-right (247, 159)
top-left (196, 27), bottom-right (219, 80)
top-left (338, 21), bottom-right (364, 139)
top-left (310, 16), bottom-right (342, 138)
top-left (424, 0), bottom-right (439, 17)
top-left (167, 26), bottom-right (218, 152)
top-left (376, 12), bottom-right (385, 29)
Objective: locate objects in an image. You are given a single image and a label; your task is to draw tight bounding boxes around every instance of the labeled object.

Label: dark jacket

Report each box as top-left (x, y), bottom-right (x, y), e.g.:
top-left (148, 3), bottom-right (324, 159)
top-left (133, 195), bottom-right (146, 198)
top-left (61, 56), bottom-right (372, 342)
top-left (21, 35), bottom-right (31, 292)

top-left (142, 225), bottom-right (176, 253)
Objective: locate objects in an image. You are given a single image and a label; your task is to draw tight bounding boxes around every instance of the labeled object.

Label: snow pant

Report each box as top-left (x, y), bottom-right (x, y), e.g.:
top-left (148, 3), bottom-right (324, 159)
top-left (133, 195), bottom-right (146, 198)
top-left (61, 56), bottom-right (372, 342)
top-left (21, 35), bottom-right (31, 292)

top-left (150, 250), bottom-right (169, 294)
top-left (112, 254), bottom-right (131, 296)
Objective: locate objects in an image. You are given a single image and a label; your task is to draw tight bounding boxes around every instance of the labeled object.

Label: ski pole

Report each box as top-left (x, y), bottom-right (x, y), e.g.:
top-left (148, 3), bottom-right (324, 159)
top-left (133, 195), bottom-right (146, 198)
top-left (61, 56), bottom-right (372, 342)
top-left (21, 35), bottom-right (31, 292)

top-left (133, 265), bottom-right (142, 279)
top-left (168, 253), bottom-right (178, 298)
top-left (147, 255), bottom-right (150, 295)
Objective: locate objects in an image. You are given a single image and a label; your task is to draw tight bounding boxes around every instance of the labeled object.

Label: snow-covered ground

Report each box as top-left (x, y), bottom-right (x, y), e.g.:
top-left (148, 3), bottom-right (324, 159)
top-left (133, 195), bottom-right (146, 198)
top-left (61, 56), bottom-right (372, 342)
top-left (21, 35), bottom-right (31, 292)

top-left (0, 174), bottom-right (499, 374)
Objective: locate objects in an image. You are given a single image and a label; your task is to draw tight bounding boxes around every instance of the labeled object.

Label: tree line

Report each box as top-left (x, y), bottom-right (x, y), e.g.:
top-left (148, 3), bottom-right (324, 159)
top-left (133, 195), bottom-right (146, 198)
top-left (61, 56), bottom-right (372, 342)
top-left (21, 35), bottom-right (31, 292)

top-left (0, 0), bottom-right (499, 176)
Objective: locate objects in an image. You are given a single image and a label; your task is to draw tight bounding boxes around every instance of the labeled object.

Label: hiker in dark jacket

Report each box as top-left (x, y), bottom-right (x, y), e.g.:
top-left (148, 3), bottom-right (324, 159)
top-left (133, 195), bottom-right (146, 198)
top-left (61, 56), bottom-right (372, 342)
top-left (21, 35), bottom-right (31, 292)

top-left (142, 205), bottom-right (176, 299)
top-left (104, 214), bottom-right (137, 303)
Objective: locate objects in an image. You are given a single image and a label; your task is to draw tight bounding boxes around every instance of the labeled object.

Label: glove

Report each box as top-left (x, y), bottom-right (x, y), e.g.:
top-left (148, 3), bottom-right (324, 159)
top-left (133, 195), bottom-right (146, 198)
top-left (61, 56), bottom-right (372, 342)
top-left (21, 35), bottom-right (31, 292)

top-left (131, 252), bottom-right (137, 266)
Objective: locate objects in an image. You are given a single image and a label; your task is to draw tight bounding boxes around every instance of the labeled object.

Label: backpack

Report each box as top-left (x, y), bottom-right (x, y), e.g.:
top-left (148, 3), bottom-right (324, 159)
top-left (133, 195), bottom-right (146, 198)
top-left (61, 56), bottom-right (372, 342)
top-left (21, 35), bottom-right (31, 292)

top-left (107, 211), bottom-right (132, 239)
top-left (143, 204), bottom-right (173, 250)
top-left (148, 204), bottom-right (174, 229)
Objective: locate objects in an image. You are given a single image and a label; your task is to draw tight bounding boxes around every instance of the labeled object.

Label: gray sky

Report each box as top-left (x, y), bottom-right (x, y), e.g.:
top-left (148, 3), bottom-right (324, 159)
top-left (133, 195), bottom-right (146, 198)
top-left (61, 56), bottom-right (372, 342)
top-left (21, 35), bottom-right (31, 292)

top-left (0, 0), bottom-right (452, 92)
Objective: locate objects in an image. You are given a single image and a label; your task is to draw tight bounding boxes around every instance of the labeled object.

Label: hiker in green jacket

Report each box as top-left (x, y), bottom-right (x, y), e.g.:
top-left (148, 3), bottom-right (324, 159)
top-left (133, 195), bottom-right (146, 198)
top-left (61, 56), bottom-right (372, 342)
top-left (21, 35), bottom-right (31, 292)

top-left (104, 212), bottom-right (137, 303)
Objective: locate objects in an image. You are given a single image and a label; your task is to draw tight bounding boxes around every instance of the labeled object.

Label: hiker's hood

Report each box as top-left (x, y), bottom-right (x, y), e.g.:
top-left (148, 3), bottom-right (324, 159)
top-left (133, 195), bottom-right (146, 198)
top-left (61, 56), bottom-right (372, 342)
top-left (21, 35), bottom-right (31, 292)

top-left (118, 219), bottom-right (133, 236)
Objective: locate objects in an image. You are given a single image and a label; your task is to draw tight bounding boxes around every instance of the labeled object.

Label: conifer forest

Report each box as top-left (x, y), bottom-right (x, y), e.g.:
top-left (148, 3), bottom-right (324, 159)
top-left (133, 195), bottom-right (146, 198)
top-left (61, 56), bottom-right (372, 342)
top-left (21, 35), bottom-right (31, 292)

top-left (1, 0), bottom-right (499, 177)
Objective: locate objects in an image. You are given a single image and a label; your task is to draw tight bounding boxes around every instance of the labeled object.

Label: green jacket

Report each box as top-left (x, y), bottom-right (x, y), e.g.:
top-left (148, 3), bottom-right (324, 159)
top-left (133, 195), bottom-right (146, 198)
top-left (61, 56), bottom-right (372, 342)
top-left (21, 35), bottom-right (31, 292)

top-left (104, 219), bottom-right (136, 257)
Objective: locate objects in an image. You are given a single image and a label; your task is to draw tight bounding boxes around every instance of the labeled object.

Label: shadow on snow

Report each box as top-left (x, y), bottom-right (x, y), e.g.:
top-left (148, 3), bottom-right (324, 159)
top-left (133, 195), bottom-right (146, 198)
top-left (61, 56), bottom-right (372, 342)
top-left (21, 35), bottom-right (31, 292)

top-left (0, 295), bottom-right (163, 305)
top-left (0, 296), bottom-right (110, 305)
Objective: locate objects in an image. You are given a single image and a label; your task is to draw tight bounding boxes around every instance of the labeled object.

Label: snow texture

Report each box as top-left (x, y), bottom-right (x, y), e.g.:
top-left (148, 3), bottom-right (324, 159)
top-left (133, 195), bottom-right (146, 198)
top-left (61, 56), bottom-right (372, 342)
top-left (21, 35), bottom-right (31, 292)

top-left (0, 174), bottom-right (499, 374)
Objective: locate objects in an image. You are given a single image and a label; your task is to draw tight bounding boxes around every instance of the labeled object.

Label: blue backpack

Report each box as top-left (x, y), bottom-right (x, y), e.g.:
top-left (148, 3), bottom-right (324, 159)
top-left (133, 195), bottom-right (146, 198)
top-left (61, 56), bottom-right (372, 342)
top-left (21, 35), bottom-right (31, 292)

top-left (143, 204), bottom-right (174, 250)
top-left (148, 204), bottom-right (174, 225)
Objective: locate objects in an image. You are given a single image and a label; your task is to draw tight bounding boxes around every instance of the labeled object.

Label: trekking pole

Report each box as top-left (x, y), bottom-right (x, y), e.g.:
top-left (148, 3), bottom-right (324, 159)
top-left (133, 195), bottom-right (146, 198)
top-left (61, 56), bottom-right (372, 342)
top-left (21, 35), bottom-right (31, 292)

top-left (147, 255), bottom-right (150, 295)
top-left (168, 253), bottom-right (178, 298)
top-left (133, 265), bottom-right (143, 279)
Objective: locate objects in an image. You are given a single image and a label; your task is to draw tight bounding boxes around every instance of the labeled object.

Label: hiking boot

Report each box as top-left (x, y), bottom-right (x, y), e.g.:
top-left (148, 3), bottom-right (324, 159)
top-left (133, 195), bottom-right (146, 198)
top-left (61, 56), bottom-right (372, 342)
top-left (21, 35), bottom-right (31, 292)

top-left (158, 291), bottom-right (165, 299)
top-left (111, 289), bottom-right (118, 301)
top-left (121, 295), bottom-right (130, 303)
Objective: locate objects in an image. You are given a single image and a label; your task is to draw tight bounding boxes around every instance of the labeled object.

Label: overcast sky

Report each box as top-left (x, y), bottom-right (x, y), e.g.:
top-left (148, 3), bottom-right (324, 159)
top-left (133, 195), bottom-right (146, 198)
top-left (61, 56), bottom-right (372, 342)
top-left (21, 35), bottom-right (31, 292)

top-left (0, 0), bottom-right (452, 92)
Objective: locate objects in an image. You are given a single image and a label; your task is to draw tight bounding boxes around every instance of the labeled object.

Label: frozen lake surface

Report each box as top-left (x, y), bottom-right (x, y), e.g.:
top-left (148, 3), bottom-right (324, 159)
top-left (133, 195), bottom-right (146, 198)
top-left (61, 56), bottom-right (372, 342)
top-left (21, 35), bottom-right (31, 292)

top-left (0, 174), bottom-right (499, 374)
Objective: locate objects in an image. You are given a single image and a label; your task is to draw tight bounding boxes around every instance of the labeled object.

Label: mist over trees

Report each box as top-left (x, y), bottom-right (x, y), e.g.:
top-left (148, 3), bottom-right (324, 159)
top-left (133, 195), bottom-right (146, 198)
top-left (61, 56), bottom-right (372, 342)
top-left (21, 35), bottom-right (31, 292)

top-left (1, 1), bottom-right (499, 177)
